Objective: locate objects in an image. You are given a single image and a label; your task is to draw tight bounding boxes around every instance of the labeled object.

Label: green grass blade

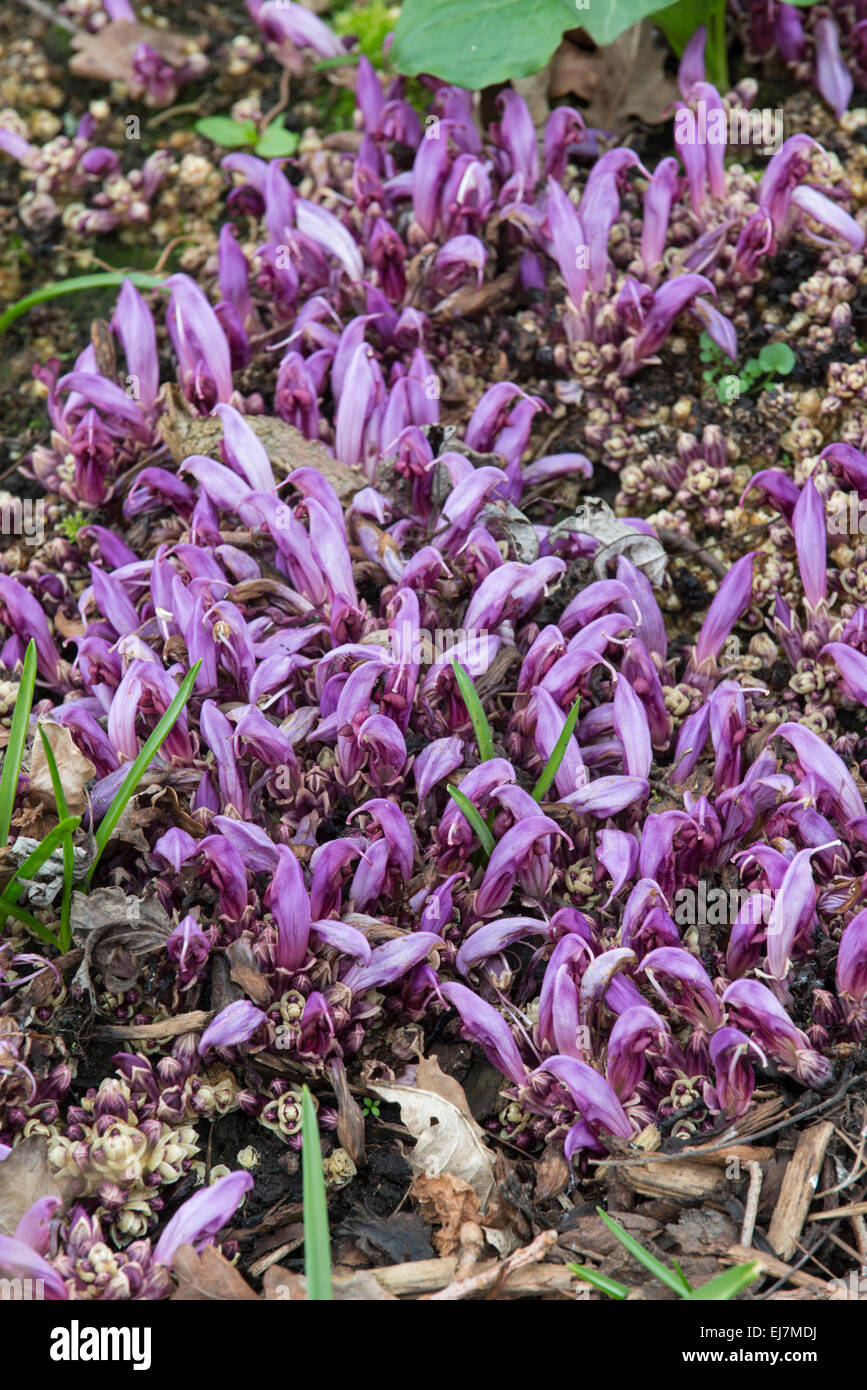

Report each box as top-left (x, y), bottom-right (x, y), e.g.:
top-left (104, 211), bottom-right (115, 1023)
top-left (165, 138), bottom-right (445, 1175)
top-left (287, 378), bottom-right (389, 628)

top-left (685, 1262), bottom-right (762, 1301)
top-left (0, 640), bottom-right (37, 846)
top-left (568, 1263), bottom-right (630, 1301)
top-left (36, 726), bottom-right (74, 950)
top-left (87, 660), bottom-right (200, 882)
top-left (0, 273), bottom-right (167, 336)
top-left (446, 785), bottom-right (495, 856)
top-left (301, 1085), bottom-right (332, 1301)
top-left (596, 1207), bottom-right (692, 1297)
top-left (451, 659), bottom-right (495, 762)
top-left (531, 694), bottom-right (581, 802)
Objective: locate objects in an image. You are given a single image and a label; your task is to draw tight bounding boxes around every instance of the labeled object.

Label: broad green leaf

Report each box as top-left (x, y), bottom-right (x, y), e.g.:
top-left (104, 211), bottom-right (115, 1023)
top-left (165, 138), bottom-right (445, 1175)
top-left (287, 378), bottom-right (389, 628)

top-left (568, 1262), bottom-right (631, 1300)
top-left (255, 121), bottom-right (300, 158)
top-left (571, 0), bottom-right (689, 49)
top-left (392, 0), bottom-right (574, 89)
top-left (446, 785), bottom-right (496, 857)
top-left (0, 273), bottom-right (166, 336)
top-left (301, 1085), bottom-right (332, 1301)
top-left (531, 694), bottom-right (581, 801)
top-left (88, 660), bottom-right (201, 881)
top-left (194, 115), bottom-right (258, 148)
top-left (596, 1207), bottom-right (693, 1296)
top-left (758, 342), bottom-right (796, 376)
top-left (686, 1262), bottom-right (762, 1301)
top-left (651, 0), bottom-right (728, 89)
top-left (451, 659), bottom-right (495, 762)
top-left (0, 640), bottom-right (36, 845)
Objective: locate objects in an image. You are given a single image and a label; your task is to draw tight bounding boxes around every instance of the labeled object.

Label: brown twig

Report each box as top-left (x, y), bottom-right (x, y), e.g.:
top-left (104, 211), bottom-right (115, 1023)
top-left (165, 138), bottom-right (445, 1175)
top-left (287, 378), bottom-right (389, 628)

top-left (656, 527), bottom-right (727, 580)
top-left (260, 67), bottom-right (291, 135)
top-left (740, 1160), bottom-right (763, 1248)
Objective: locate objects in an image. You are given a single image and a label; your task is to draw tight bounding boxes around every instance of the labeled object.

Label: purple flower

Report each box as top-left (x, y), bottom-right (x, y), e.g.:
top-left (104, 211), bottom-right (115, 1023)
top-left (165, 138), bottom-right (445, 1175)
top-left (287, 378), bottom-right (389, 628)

top-left (0, 1235), bottom-right (68, 1300)
top-left (606, 1005), bottom-right (669, 1100)
top-left (532, 1056), bottom-right (633, 1140)
top-left (265, 845), bottom-right (311, 971)
top-left (642, 947), bottom-right (723, 1031)
top-left (704, 1028), bottom-right (762, 1118)
top-left (167, 914), bottom-right (211, 988)
top-left (836, 908), bottom-right (867, 1005)
top-left (198, 1001), bottom-right (267, 1055)
top-left (153, 1170), bottom-right (254, 1267)
top-left (766, 842), bottom-right (838, 982)
top-left (440, 980), bottom-right (527, 1084)
top-left (722, 979), bottom-right (832, 1087)
top-left (814, 15), bottom-right (853, 118)
top-left (545, 177), bottom-right (587, 306)
top-left (692, 551), bottom-right (755, 669)
top-left (627, 275), bottom-right (722, 371)
top-left (165, 274), bottom-right (234, 410)
top-left (475, 815), bottom-right (567, 914)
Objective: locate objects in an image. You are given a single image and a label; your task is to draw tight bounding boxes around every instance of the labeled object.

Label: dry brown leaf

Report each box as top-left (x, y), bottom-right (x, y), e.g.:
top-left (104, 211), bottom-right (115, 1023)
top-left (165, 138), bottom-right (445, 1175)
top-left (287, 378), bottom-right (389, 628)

top-left (331, 1059), bottom-right (366, 1166)
top-left (415, 1052), bottom-right (476, 1122)
top-left (549, 22), bottom-right (678, 130)
top-left (71, 886), bottom-right (172, 1000)
top-left (29, 721), bottom-right (95, 816)
top-left (70, 21), bottom-right (204, 85)
top-left (411, 1172), bottom-right (481, 1257)
top-left (333, 1270), bottom-right (399, 1301)
top-left (371, 1080), bottom-right (496, 1210)
top-left (171, 1244), bottom-right (259, 1301)
top-left (0, 1137), bottom-right (66, 1236)
top-left (226, 938), bottom-right (271, 1008)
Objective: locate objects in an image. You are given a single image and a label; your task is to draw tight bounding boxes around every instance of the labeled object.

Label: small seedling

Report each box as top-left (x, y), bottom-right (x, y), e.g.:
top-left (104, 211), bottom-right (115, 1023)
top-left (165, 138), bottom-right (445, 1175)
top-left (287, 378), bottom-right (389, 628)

top-left (361, 1096), bottom-right (381, 1118)
top-left (195, 114), bottom-right (300, 159)
top-left (700, 331), bottom-right (796, 403)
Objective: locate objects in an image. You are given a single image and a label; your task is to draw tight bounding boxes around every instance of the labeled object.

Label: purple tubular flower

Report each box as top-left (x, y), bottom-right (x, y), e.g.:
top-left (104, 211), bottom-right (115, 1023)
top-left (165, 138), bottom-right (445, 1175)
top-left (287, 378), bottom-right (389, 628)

top-left (820, 442), bottom-right (867, 491)
top-left (836, 909), bottom-right (867, 1004)
top-left (606, 1006), bottom-right (668, 1100)
top-left (758, 134), bottom-right (822, 233)
top-left (343, 933), bottom-right (441, 993)
top-left (705, 1028), bottom-right (761, 1118)
top-left (642, 947), bottom-right (723, 1030)
top-left (265, 845), bottom-right (311, 971)
top-left (456, 916), bottom-right (550, 977)
top-left (561, 775), bottom-right (649, 816)
top-left (678, 25), bottom-right (706, 98)
top-left (596, 828), bottom-right (639, 903)
top-left (628, 275), bottom-right (719, 369)
top-left (198, 1001), bottom-right (267, 1055)
top-left (414, 736), bottom-right (464, 799)
top-left (693, 551), bottom-right (755, 667)
top-left (612, 674), bottom-right (652, 779)
top-left (167, 914), bottom-right (211, 987)
top-left (766, 842), bottom-right (838, 981)
top-left (789, 185), bottom-right (865, 251)
top-left (543, 107), bottom-right (588, 182)
top-left (475, 815), bottom-right (567, 914)
top-left (822, 643), bottom-right (867, 704)
top-left (153, 1170), bottom-right (254, 1268)
top-left (689, 296), bottom-right (737, 361)
top-left (165, 274), bottom-right (234, 409)
top-left (722, 979), bottom-right (832, 1087)
top-left (14, 1195), bottom-right (62, 1254)
top-left (0, 575), bottom-right (64, 683)
top-left (772, 722), bottom-right (867, 826)
top-left (296, 199), bottom-right (364, 282)
top-left (249, 0), bottom-right (345, 62)
top-left (532, 687), bottom-right (586, 798)
top-left (775, 4), bottom-right (806, 63)
top-left (432, 235), bottom-right (487, 292)
top-left (545, 178), bottom-right (587, 305)
top-left (112, 280), bottom-right (159, 410)
top-left (153, 827), bottom-right (198, 873)
top-left (641, 157), bottom-right (681, 272)
top-left (199, 700), bottom-right (249, 816)
top-left (814, 16), bottom-right (853, 119)
top-left (440, 981), bottom-right (527, 1085)
top-left (532, 1056), bottom-right (633, 1140)
top-left (0, 1236), bottom-right (68, 1300)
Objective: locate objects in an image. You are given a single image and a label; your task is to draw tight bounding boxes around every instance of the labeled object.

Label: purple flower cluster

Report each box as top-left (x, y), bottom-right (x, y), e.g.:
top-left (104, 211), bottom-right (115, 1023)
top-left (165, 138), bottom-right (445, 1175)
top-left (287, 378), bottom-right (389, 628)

top-left (3, 5), bottom-right (867, 1295)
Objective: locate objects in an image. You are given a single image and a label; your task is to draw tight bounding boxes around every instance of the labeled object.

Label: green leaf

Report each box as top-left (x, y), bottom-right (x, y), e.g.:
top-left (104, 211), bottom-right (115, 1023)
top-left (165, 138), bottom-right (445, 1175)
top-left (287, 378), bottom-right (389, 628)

top-left (36, 726), bottom-right (74, 951)
top-left (194, 115), bottom-right (258, 148)
top-left (531, 695), bottom-right (581, 802)
top-left (254, 120), bottom-right (300, 158)
top-left (0, 273), bottom-right (167, 336)
top-left (391, 0), bottom-right (574, 89)
top-left (451, 659), bottom-right (495, 762)
top-left (685, 1262), bottom-right (762, 1301)
top-left (0, 640), bottom-right (37, 846)
top-left (87, 660), bottom-right (201, 882)
top-left (596, 1207), bottom-right (693, 1297)
top-left (301, 1085), bottom-right (332, 1301)
top-left (758, 342), bottom-right (796, 376)
top-left (741, 359), bottom-right (762, 377)
top-left (446, 786), bottom-right (496, 857)
top-left (568, 1262), bottom-right (630, 1300)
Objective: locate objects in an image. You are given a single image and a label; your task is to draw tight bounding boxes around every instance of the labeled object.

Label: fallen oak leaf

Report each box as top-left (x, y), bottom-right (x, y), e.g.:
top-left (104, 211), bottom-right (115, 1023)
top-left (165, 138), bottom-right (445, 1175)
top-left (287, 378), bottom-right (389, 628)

top-left (29, 722), bottom-right (95, 817)
top-left (170, 1244), bottom-right (259, 1301)
top-left (370, 1080), bottom-right (496, 1210)
top-left (549, 22), bottom-right (678, 130)
top-left (411, 1172), bottom-right (481, 1257)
